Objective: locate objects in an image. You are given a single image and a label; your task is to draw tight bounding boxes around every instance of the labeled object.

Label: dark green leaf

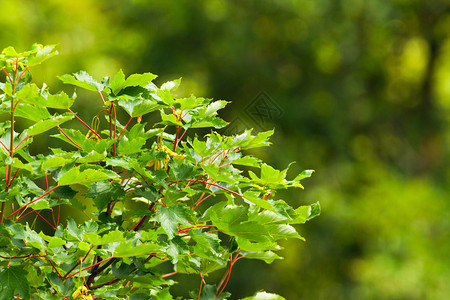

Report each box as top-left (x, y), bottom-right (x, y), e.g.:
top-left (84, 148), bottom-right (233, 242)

top-left (156, 205), bottom-right (195, 239)
top-left (0, 267), bottom-right (30, 299)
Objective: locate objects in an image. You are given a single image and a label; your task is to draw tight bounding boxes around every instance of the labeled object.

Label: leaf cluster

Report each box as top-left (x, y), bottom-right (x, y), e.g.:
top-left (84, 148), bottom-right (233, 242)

top-left (0, 44), bottom-right (319, 299)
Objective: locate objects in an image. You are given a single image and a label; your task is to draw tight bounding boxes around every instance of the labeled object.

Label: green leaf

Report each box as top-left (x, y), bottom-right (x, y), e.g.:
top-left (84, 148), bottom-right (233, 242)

top-left (27, 44), bottom-right (58, 66)
top-left (236, 237), bottom-right (279, 252)
top-left (118, 136), bottom-right (146, 155)
top-left (187, 116), bottom-right (228, 129)
top-left (124, 72), bottom-right (158, 90)
top-left (58, 166), bottom-right (119, 186)
top-left (242, 250), bottom-right (281, 264)
top-left (156, 205), bottom-right (195, 239)
top-left (47, 273), bottom-right (75, 297)
top-left (45, 92), bottom-right (75, 109)
top-left (207, 203), bottom-right (248, 228)
top-left (110, 69), bottom-right (126, 95)
top-left (202, 100), bottom-right (228, 117)
top-left (117, 98), bottom-right (162, 118)
top-left (243, 191), bottom-right (276, 212)
top-left (201, 163), bottom-right (234, 184)
top-left (15, 103), bottom-right (51, 122)
top-left (54, 185), bottom-right (78, 199)
top-left (227, 221), bottom-right (269, 242)
top-left (66, 218), bottom-right (83, 241)
top-left (111, 70), bottom-right (158, 95)
top-left (266, 224), bottom-right (304, 241)
top-left (7, 157), bottom-right (34, 173)
top-left (48, 237), bottom-right (66, 248)
top-left (114, 241), bottom-right (161, 257)
top-left (191, 231), bottom-right (222, 256)
top-left (294, 169), bottom-right (315, 182)
top-left (292, 202), bottom-right (321, 224)
top-left (192, 137), bottom-right (208, 156)
top-left (16, 83), bottom-right (40, 103)
top-left (1, 46), bottom-right (18, 57)
top-left (176, 96), bottom-right (208, 110)
top-left (74, 150), bottom-right (107, 163)
top-left (232, 156), bottom-right (262, 167)
top-left (27, 113), bottom-right (74, 136)
top-left (260, 164), bottom-right (287, 184)
top-left (58, 70), bottom-right (105, 91)
top-left (161, 78), bottom-right (181, 91)
top-left (241, 130), bottom-right (274, 149)
top-left (0, 267), bottom-right (30, 299)
top-left (100, 230), bottom-right (123, 244)
top-left (30, 198), bottom-right (50, 210)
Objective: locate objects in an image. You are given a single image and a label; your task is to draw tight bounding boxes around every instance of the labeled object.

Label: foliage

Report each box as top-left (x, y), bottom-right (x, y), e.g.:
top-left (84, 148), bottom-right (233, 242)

top-left (0, 44), bottom-right (319, 299)
top-left (3, 1), bottom-right (449, 299)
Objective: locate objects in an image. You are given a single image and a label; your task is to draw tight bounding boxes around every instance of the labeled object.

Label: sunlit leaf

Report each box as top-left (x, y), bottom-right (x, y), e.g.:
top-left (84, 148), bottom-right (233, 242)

top-left (58, 71), bottom-right (105, 91)
top-left (58, 166), bottom-right (119, 186)
top-left (27, 113), bottom-right (74, 136)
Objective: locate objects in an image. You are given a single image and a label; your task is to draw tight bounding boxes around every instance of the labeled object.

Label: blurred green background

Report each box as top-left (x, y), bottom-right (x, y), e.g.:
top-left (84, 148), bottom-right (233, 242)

top-left (1, 0), bottom-right (450, 299)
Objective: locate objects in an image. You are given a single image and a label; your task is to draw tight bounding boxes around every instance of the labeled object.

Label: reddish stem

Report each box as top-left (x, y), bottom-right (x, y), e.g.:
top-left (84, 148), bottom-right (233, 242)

top-left (0, 140), bottom-right (9, 152)
top-left (63, 245), bottom-right (94, 279)
top-left (13, 99), bottom-right (22, 111)
top-left (113, 102), bottom-right (117, 139)
top-left (57, 125), bottom-right (83, 149)
top-left (118, 116), bottom-right (133, 139)
top-left (13, 135), bottom-right (29, 151)
top-left (16, 66), bottom-right (29, 83)
top-left (4, 165), bottom-right (9, 187)
top-left (7, 185), bottom-right (58, 219)
top-left (44, 172), bottom-right (49, 189)
top-left (128, 215), bottom-right (146, 231)
top-left (174, 128), bottom-right (187, 150)
top-left (185, 180), bottom-right (243, 197)
top-left (193, 193), bottom-right (215, 209)
top-left (210, 150), bottom-right (226, 164)
top-left (9, 168), bottom-right (20, 187)
top-left (176, 224), bottom-right (215, 234)
top-left (29, 208), bottom-right (56, 229)
top-left (170, 106), bottom-right (177, 118)
top-left (81, 210), bottom-right (92, 220)
top-left (99, 91), bottom-right (107, 106)
top-left (198, 272), bottom-right (205, 300)
top-left (57, 205), bottom-right (61, 227)
top-left (1, 67), bottom-right (13, 84)
top-left (65, 257), bottom-right (114, 279)
top-left (50, 207), bottom-right (56, 228)
top-left (173, 127), bottom-right (181, 151)
top-left (16, 210), bottom-right (35, 220)
top-left (68, 109), bottom-right (102, 140)
top-left (162, 271), bottom-right (177, 278)
top-left (217, 255), bottom-right (234, 297)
